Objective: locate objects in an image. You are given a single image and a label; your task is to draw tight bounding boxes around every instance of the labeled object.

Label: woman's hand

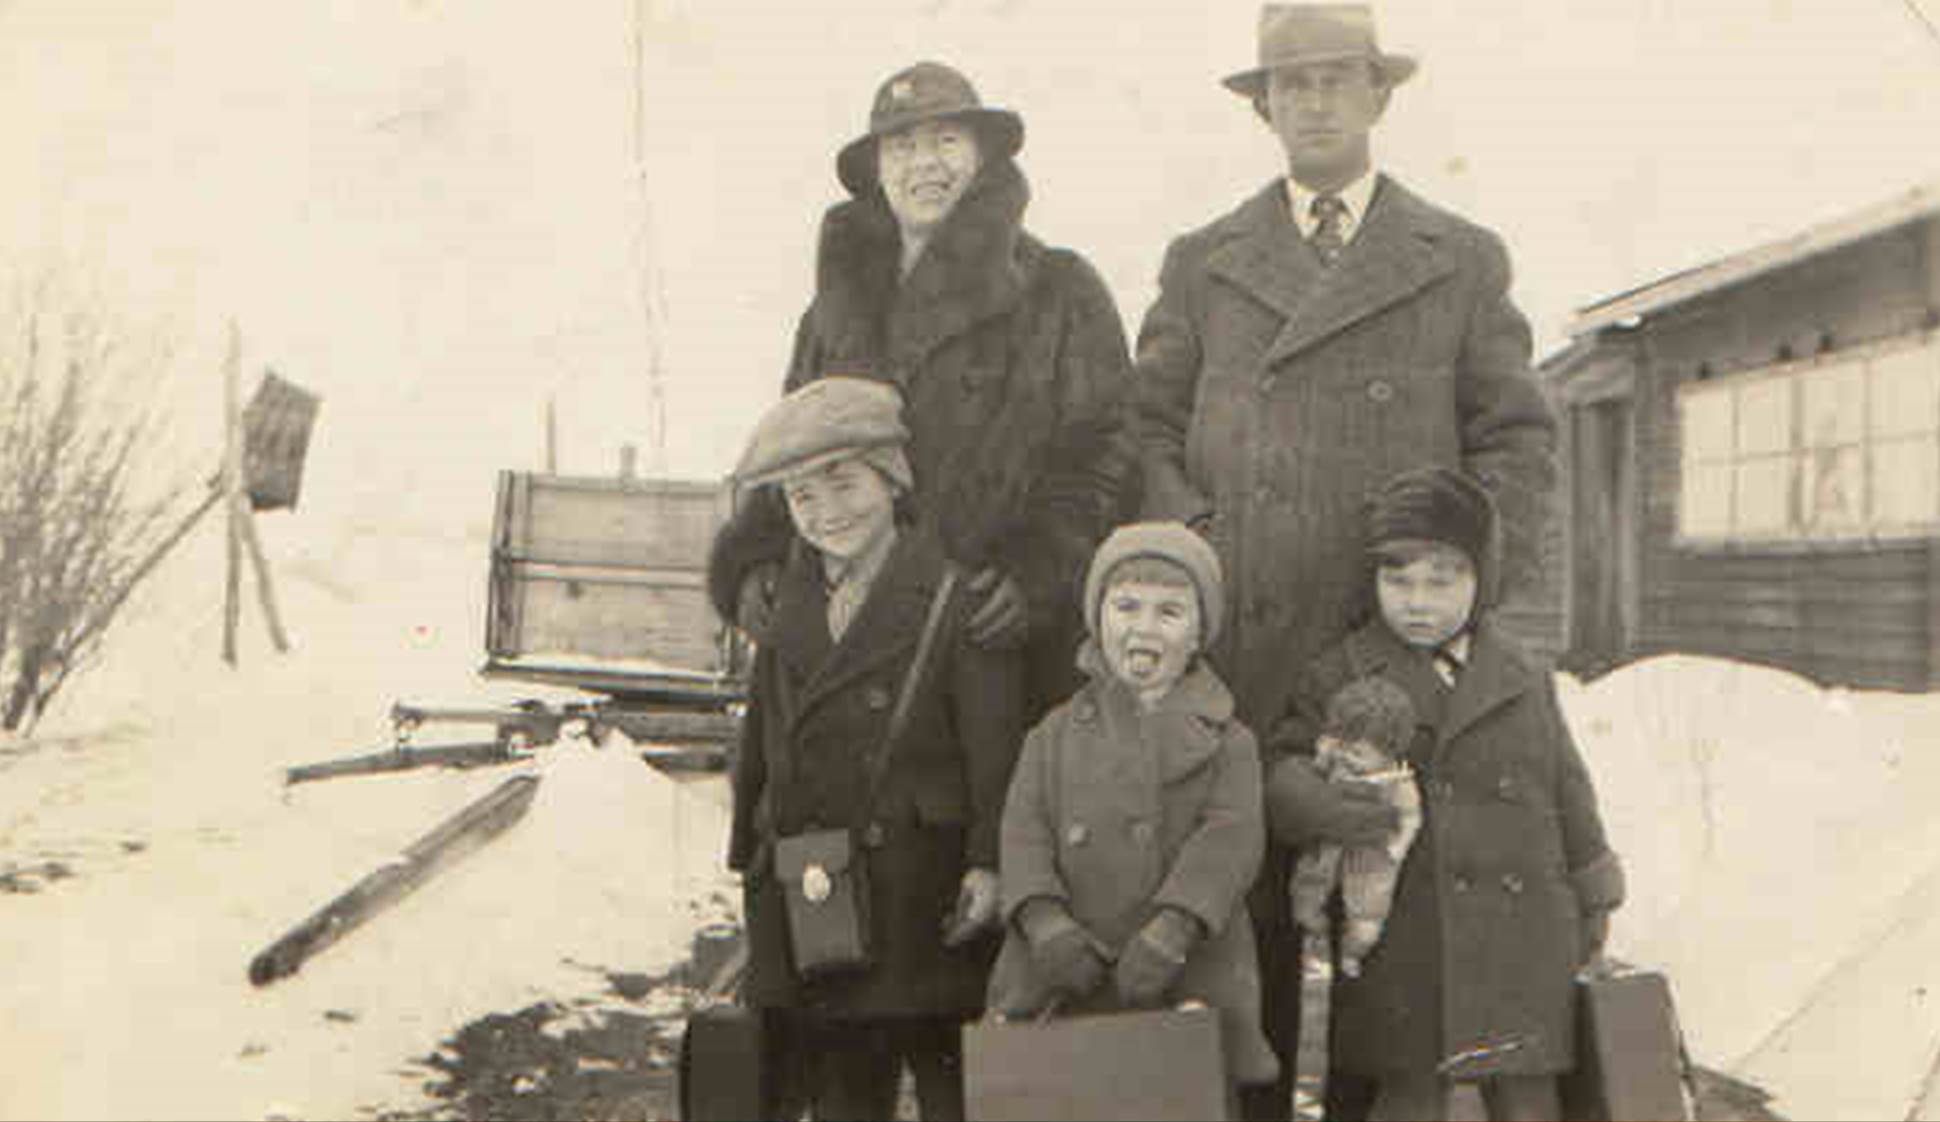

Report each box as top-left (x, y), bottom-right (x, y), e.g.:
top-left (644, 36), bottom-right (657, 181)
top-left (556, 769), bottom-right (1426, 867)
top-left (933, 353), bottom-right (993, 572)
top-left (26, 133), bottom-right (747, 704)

top-left (965, 567), bottom-right (1028, 649)
top-left (734, 561), bottom-right (782, 644)
top-left (942, 867), bottom-right (1001, 947)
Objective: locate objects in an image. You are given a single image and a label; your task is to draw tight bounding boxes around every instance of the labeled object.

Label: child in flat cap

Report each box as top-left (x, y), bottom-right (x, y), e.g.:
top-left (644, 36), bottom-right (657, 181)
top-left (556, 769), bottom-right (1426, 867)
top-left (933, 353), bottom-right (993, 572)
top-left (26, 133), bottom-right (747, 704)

top-left (723, 376), bottom-right (1026, 1121)
top-left (1265, 465), bottom-right (1624, 1121)
top-left (987, 521), bottom-right (1280, 1096)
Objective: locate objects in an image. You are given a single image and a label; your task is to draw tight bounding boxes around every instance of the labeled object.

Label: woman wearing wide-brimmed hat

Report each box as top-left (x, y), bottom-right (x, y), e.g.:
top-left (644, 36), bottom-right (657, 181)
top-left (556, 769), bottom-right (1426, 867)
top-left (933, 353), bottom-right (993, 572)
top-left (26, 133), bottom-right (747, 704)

top-left (708, 60), bottom-right (1137, 734)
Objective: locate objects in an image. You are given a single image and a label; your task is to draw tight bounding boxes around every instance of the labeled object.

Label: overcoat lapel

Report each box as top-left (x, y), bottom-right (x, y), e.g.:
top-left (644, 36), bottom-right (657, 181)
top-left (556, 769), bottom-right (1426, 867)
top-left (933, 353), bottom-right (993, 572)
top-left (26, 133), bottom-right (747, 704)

top-left (1206, 177), bottom-right (1459, 369)
top-left (1205, 184), bottom-right (1326, 324)
top-left (1434, 622), bottom-right (1536, 753)
top-left (768, 531), bottom-right (944, 735)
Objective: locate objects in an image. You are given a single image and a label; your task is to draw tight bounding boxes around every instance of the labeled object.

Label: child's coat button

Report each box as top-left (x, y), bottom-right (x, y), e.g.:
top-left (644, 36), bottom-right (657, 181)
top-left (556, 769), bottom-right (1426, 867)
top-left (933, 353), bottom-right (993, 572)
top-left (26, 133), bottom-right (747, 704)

top-left (1065, 823), bottom-right (1090, 846)
top-left (1367, 379), bottom-right (1394, 403)
top-left (1501, 873), bottom-right (1524, 895)
top-left (1130, 821), bottom-right (1155, 845)
top-left (864, 685), bottom-right (891, 711)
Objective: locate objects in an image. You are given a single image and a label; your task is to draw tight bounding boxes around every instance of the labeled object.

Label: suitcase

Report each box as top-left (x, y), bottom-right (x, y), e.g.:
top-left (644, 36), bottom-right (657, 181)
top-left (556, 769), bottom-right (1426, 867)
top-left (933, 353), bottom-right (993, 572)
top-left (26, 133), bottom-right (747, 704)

top-left (964, 1005), bottom-right (1230, 1121)
top-left (1561, 967), bottom-right (1691, 1122)
top-left (677, 1005), bottom-right (768, 1121)
top-left (677, 940), bottom-right (772, 1121)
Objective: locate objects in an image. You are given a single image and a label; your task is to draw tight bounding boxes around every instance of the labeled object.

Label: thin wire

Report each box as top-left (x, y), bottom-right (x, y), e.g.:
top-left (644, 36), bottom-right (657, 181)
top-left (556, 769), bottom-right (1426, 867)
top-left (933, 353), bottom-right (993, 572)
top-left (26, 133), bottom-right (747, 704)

top-left (1902, 0), bottom-right (1940, 48)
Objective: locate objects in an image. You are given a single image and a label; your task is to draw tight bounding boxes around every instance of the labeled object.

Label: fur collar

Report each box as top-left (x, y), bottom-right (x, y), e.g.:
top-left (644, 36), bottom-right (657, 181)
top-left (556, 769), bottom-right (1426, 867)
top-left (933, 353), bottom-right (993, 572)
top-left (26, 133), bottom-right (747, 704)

top-left (807, 158), bottom-right (1034, 374)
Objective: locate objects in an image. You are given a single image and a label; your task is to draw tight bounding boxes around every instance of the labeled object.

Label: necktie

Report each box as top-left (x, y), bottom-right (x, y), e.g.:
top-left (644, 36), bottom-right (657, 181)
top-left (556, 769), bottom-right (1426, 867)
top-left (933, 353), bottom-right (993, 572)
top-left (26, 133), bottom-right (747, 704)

top-left (1309, 194), bottom-right (1348, 266)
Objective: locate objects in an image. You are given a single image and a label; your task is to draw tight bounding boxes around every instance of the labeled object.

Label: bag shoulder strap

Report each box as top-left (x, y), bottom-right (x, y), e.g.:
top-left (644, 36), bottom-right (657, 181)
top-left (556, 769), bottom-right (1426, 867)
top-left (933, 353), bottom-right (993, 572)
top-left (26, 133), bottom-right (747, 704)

top-left (857, 563), bottom-right (963, 823)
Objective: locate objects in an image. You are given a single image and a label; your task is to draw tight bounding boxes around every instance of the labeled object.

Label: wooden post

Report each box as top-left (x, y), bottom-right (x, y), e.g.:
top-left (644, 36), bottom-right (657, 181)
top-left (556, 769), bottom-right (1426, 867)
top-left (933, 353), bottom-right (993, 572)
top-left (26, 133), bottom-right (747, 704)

top-left (248, 773), bottom-right (540, 985)
top-left (544, 396), bottom-right (558, 473)
top-left (237, 497), bottom-right (291, 652)
top-left (221, 323), bottom-right (243, 666)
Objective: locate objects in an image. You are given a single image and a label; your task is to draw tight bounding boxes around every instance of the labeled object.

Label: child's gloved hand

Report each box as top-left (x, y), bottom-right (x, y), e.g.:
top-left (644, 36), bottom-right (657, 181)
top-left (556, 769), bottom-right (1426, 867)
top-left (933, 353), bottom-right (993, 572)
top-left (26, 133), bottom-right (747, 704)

top-left (1020, 900), bottom-right (1109, 998)
top-left (1266, 756), bottom-right (1400, 848)
top-left (1114, 907), bottom-right (1204, 1006)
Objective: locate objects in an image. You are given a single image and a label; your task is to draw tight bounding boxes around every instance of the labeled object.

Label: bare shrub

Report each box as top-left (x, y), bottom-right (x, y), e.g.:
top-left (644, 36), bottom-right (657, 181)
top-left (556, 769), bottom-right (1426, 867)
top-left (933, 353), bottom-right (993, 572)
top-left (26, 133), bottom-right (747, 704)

top-left (0, 277), bottom-right (187, 732)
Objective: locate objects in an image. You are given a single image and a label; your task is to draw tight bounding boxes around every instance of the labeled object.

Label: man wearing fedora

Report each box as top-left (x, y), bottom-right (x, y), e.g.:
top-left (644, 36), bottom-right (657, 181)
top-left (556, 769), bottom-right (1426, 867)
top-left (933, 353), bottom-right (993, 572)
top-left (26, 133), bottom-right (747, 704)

top-left (1131, 6), bottom-right (1557, 1119)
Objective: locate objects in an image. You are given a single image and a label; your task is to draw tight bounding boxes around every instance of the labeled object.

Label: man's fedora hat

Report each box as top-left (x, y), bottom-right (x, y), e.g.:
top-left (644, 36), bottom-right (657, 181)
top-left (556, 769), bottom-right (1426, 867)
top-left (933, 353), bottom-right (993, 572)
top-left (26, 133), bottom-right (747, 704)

top-left (1222, 4), bottom-right (1418, 99)
top-left (836, 61), bottom-right (1024, 195)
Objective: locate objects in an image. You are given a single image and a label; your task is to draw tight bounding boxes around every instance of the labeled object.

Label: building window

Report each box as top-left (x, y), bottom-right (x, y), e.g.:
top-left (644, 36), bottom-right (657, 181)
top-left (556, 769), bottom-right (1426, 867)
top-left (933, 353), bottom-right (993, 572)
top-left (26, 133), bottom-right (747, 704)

top-left (1677, 333), bottom-right (1940, 541)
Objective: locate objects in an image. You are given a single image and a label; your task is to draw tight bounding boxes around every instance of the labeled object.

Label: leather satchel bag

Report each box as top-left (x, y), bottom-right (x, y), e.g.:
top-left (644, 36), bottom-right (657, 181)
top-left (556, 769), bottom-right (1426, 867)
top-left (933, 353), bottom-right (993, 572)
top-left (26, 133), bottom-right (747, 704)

top-left (771, 565), bottom-right (962, 980)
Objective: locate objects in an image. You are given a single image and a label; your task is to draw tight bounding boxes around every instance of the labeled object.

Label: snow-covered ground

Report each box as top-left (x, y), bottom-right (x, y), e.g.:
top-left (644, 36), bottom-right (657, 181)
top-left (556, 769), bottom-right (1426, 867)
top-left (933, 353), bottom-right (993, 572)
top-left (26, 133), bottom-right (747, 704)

top-left (0, 516), bottom-right (737, 1122)
top-left (1564, 655), bottom-right (1940, 1122)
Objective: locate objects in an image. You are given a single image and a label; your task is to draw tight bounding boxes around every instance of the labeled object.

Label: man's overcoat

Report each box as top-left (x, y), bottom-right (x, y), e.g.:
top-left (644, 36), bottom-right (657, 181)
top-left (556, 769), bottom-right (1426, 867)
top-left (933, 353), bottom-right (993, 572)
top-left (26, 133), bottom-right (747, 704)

top-left (1133, 175), bottom-right (1556, 733)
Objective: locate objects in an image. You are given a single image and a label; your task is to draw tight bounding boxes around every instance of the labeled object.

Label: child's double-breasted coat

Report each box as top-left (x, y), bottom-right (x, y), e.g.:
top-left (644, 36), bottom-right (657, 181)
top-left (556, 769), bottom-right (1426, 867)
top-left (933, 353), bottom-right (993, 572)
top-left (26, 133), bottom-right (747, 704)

top-left (1271, 618), bottom-right (1623, 1080)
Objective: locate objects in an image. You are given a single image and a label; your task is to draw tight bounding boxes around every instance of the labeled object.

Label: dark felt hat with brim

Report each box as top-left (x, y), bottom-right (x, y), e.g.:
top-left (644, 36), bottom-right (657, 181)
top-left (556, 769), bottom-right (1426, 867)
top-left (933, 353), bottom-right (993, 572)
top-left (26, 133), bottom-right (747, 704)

top-left (1222, 4), bottom-right (1418, 99)
top-left (836, 61), bottom-right (1024, 196)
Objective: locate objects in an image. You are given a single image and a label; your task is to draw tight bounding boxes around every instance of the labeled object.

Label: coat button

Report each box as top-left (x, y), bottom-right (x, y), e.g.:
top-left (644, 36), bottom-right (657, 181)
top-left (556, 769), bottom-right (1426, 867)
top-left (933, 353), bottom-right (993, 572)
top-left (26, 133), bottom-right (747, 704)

top-left (864, 685), bottom-right (891, 711)
top-left (1501, 873), bottom-right (1524, 895)
top-left (1260, 375), bottom-right (1278, 395)
top-left (1066, 823), bottom-right (1090, 846)
top-left (1253, 484), bottom-right (1273, 504)
top-left (1367, 379), bottom-right (1394, 403)
top-left (862, 822), bottom-right (886, 848)
top-left (1130, 821), bottom-right (1155, 845)
top-left (1075, 701), bottom-right (1096, 723)
top-left (1452, 874), bottom-right (1471, 893)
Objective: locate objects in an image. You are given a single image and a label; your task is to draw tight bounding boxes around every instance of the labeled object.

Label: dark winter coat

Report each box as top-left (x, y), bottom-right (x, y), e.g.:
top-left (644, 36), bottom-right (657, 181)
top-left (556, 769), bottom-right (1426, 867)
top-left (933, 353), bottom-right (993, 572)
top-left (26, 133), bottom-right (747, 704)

top-left (708, 158), bottom-right (1136, 718)
top-left (728, 526), bottom-right (1025, 1017)
top-left (1270, 618), bottom-right (1623, 1078)
top-left (985, 647), bottom-right (1279, 1084)
top-left (1132, 174), bottom-right (1556, 732)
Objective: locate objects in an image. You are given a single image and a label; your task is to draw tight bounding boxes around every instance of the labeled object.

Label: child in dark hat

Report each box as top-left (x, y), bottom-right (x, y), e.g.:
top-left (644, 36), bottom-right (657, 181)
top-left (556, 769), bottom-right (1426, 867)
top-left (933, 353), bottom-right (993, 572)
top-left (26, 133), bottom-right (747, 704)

top-left (1264, 465), bottom-right (1625, 1121)
top-left (724, 376), bottom-right (1026, 1121)
top-left (986, 521), bottom-right (1280, 1097)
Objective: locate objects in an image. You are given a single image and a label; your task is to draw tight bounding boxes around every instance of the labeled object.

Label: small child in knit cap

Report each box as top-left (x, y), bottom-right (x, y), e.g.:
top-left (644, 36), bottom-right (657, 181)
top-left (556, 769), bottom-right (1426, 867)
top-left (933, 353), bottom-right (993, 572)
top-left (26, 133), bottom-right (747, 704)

top-left (986, 521), bottom-right (1279, 1093)
top-left (1287, 675), bottom-right (1422, 980)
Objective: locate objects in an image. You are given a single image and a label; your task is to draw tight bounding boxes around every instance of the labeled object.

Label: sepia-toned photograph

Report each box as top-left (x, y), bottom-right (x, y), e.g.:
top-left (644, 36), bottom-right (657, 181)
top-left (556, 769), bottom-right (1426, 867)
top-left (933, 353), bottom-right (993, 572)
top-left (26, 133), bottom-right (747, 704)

top-left (2, 2), bottom-right (1938, 1119)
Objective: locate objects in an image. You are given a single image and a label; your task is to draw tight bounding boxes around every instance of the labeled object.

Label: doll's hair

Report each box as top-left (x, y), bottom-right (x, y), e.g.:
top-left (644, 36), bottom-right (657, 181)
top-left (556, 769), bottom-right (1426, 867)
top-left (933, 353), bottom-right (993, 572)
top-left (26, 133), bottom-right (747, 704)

top-left (1322, 676), bottom-right (1417, 761)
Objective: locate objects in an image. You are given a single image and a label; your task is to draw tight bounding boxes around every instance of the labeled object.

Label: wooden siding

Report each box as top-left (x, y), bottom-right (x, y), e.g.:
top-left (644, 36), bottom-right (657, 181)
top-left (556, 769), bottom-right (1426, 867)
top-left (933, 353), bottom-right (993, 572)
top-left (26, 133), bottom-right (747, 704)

top-left (1618, 219), bottom-right (1940, 691)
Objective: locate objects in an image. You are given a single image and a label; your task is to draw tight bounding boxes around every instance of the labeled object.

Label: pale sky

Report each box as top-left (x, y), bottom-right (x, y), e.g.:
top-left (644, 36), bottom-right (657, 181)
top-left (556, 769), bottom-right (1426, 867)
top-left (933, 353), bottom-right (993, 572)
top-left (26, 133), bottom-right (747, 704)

top-left (4, 0), bottom-right (1938, 533)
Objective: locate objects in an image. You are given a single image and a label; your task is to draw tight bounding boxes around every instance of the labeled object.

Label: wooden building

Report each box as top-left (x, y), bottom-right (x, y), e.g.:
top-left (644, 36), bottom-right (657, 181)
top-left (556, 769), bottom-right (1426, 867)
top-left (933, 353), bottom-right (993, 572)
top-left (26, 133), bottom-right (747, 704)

top-left (1532, 181), bottom-right (1940, 691)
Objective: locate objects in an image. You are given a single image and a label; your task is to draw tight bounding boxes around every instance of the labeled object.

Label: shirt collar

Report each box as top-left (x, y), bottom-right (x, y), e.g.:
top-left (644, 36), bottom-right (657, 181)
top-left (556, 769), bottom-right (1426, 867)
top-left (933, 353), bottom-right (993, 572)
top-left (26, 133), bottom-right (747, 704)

top-left (1285, 168), bottom-right (1379, 242)
top-left (1439, 631), bottom-right (1472, 667)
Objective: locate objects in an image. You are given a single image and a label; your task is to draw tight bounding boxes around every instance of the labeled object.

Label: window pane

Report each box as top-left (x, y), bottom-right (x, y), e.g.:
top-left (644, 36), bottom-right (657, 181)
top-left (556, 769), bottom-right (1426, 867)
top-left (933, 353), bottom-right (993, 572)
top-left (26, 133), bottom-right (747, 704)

top-left (1737, 376), bottom-right (1793, 456)
top-left (1681, 462), bottom-right (1733, 536)
top-left (1680, 386), bottom-right (1734, 464)
top-left (1872, 437), bottom-right (1939, 527)
top-left (1735, 457), bottom-right (1794, 534)
top-left (1871, 343), bottom-right (1940, 439)
top-left (1801, 360), bottom-right (1865, 448)
top-left (1801, 445), bottom-right (1865, 532)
